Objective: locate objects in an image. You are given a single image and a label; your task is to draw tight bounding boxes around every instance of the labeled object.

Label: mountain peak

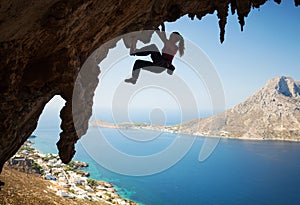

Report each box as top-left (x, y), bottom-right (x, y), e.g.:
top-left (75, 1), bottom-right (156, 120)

top-left (266, 76), bottom-right (300, 97)
top-left (182, 76), bottom-right (300, 140)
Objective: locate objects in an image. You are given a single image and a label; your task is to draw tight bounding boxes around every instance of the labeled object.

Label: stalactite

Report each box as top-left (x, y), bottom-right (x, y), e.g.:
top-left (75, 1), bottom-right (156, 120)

top-left (237, 12), bottom-right (245, 32)
top-left (217, 4), bottom-right (229, 43)
top-left (235, 0), bottom-right (251, 32)
top-left (231, 0), bottom-right (237, 15)
top-left (274, 0), bottom-right (281, 4)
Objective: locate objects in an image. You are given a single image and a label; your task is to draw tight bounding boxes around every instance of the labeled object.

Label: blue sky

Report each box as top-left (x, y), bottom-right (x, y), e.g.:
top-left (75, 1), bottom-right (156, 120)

top-left (165, 1), bottom-right (300, 108)
top-left (39, 1), bottom-right (300, 126)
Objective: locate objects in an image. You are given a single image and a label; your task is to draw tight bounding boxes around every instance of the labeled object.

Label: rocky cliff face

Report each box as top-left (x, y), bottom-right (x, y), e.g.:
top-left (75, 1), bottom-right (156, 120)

top-left (182, 76), bottom-right (300, 140)
top-left (0, 1), bottom-right (299, 173)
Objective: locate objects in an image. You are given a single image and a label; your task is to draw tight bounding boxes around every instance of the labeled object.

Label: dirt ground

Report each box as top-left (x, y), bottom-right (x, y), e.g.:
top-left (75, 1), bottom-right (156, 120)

top-left (0, 165), bottom-right (106, 205)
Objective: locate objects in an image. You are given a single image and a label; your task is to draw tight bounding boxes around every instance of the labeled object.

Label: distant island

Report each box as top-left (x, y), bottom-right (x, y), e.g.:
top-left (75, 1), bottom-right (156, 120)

top-left (90, 76), bottom-right (300, 142)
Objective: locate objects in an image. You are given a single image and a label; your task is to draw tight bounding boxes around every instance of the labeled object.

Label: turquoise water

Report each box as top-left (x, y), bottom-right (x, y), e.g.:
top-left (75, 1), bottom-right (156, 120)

top-left (32, 127), bottom-right (300, 205)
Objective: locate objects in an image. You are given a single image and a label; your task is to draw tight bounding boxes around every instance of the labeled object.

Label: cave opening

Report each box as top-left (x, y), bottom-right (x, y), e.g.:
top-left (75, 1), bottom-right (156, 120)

top-left (21, 0), bottom-right (300, 169)
top-left (31, 95), bottom-right (66, 154)
top-left (1, 0), bottom-right (299, 179)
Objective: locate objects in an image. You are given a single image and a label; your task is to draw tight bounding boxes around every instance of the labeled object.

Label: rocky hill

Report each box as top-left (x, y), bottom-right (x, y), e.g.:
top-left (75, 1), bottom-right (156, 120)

top-left (180, 76), bottom-right (300, 141)
top-left (0, 165), bottom-right (106, 205)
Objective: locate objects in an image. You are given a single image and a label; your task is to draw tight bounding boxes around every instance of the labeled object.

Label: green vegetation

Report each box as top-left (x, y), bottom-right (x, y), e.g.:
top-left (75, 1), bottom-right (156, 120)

top-left (69, 189), bottom-right (75, 194)
top-left (42, 157), bottom-right (49, 162)
top-left (18, 146), bottom-right (34, 153)
top-left (64, 165), bottom-right (75, 172)
top-left (74, 169), bottom-right (83, 174)
top-left (31, 162), bottom-right (44, 174)
top-left (64, 160), bottom-right (84, 173)
top-left (87, 178), bottom-right (98, 187)
top-left (68, 160), bottom-right (75, 166)
top-left (47, 154), bottom-right (57, 160)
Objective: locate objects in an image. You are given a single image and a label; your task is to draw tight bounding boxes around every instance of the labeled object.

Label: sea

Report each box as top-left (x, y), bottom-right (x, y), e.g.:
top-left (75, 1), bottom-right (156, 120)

top-left (31, 126), bottom-right (300, 205)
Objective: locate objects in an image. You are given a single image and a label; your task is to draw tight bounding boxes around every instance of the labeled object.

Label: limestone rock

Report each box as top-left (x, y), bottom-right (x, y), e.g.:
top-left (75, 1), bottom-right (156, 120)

top-left (182, 76), bottom-right (300, 140)
top-left (0, 0), bottom-right (299, 173)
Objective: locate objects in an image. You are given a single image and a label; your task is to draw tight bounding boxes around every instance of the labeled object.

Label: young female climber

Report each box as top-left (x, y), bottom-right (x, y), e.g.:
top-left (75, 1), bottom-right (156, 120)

top-left (125, 24), bottom-right (185, 84)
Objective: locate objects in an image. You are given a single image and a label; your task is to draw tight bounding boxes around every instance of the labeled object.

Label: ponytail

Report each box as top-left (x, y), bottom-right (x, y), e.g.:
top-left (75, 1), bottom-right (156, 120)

top-left (178, 35), bottom-right (185, 57)
top-left (172, 32), bottom-right (185, 57)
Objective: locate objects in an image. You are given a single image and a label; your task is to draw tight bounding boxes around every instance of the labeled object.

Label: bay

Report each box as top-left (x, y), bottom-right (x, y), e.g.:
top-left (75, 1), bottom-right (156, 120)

top-left (32, 127), bottom-right (300, 205)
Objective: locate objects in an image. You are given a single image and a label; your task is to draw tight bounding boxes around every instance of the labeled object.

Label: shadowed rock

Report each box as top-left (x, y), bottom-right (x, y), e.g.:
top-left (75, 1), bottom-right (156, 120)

top-left (0, 0), bottom-right (299, 173)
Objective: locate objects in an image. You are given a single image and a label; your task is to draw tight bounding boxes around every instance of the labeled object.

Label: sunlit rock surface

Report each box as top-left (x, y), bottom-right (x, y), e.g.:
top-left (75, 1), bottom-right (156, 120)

top-left (181, 76), bottom-right (300, 140)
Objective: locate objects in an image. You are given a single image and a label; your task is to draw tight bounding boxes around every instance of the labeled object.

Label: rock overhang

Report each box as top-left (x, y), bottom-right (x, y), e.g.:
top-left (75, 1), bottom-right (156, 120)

top-left (0, 0), bottom-right (299, 172)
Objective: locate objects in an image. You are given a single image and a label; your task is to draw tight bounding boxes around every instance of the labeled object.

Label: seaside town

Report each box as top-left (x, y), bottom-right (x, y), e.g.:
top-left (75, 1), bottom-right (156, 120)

top-left (7, 139), bottom-right (137, 205)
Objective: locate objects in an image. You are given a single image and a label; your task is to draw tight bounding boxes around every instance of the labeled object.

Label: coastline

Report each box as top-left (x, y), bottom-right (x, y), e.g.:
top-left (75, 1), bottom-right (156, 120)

top-left (193, 134), bottom-right (300, 142)
top-left (8, 140), bottom-right (138, 205)
top-left (91, 123), bottom-right (300, 142)
top-left (169, 130), bottom-right (300, 143)
top-left (8, 126), bottom-right (300, 205)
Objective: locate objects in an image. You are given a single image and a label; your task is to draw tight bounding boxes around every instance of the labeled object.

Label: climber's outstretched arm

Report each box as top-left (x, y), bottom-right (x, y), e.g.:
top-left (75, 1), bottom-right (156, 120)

top-left (156, 23), bottom-right (167, 43)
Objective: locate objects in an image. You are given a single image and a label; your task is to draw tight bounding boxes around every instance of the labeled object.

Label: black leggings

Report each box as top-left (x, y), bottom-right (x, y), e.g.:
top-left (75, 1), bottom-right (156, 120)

top-left (131, 44), bottom-right (169, 79)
